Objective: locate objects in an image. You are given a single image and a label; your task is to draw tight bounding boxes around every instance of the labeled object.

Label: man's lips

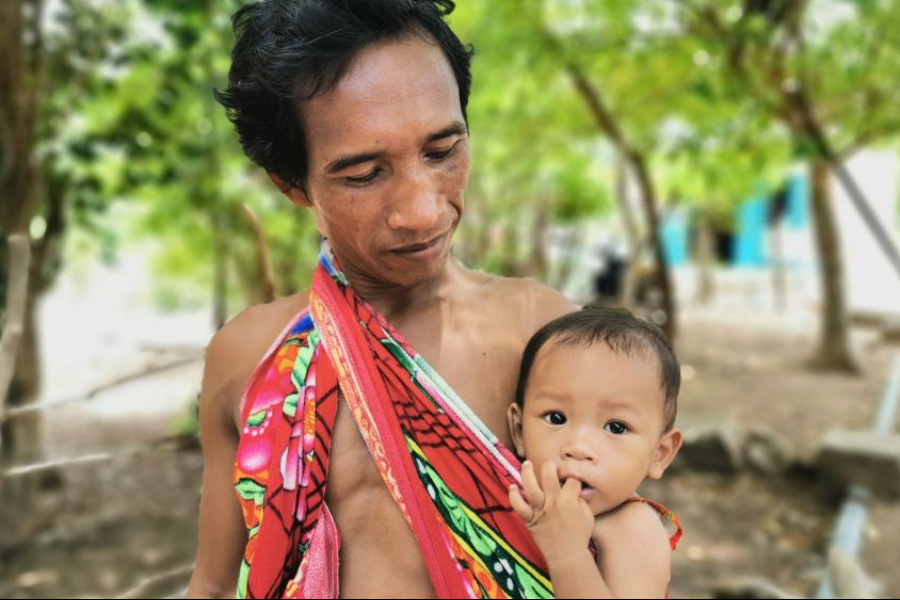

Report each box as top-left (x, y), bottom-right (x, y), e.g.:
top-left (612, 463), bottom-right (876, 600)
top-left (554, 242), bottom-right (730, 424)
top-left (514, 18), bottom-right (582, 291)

top-left (391, 233), bottom-right (445, 253)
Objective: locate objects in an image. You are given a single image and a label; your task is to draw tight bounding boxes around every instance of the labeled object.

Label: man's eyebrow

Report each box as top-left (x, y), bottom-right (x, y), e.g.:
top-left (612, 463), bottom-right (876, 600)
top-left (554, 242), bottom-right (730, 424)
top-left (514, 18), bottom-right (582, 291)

top-left (325, 151), bottom-right (384, 175)
top-left (426, 121), bottom-right (468, 143)
top-left (324, 122), bottom-right (467, 175)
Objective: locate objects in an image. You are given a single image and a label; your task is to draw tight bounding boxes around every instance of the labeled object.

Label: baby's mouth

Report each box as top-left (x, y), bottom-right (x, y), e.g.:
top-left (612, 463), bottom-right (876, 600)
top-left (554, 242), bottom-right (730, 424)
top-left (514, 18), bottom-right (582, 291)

top-left (560, 477), bottom-right (593, 491)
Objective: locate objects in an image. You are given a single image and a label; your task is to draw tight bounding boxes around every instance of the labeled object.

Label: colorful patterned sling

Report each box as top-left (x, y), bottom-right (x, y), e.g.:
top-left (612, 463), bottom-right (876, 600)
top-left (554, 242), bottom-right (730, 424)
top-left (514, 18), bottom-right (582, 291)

top-left (232, 241), bottom-right (553, 599)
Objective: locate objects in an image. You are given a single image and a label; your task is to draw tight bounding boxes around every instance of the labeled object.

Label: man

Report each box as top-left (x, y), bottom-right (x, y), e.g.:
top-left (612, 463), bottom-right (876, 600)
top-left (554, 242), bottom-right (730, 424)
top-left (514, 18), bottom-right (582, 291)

top-left (186, 1), bottom-right (574, 598)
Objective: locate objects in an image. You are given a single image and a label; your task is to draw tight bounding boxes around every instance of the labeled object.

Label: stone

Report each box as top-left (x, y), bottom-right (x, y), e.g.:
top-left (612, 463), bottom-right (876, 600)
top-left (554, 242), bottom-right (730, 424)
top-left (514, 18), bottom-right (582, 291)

top-left (816, 430), bottom-right (900, 500)
top-left (674, 417), bottom-right (746, 473)
top-left (743, 428), bottom-right (793, 475)
top-left (710, 577), bottom-right (798, 599)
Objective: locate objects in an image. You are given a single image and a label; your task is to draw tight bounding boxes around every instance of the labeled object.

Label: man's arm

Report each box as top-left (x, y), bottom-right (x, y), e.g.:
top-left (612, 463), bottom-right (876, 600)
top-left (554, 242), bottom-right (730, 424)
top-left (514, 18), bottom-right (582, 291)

top-left (186, 294), bottom-right (309, 598)
top-left (185, 325), bottom-right (250, 599)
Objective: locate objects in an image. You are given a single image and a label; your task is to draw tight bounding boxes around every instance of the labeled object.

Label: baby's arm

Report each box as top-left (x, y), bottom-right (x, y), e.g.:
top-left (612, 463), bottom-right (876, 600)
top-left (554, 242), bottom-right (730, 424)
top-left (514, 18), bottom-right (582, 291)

top-left (592, 500), bottom-right (673, 598)
top-left (509, 462), bottom-right (672, 599)
top-left (509, 461), bottom-right (609, 598)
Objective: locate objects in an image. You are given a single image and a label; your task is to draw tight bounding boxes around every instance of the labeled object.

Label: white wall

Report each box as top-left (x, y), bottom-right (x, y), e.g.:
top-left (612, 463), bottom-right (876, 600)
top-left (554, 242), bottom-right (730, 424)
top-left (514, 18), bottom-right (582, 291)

top-left (833, 150), bottom-right (900, 316)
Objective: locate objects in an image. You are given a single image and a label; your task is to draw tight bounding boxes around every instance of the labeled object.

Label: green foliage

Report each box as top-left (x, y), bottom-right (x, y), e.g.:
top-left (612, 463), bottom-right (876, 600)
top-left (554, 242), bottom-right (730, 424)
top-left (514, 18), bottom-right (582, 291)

top-left (43, 0), bottom-right (318, 317)
top-left (40, 0), bottom-right (900, 296)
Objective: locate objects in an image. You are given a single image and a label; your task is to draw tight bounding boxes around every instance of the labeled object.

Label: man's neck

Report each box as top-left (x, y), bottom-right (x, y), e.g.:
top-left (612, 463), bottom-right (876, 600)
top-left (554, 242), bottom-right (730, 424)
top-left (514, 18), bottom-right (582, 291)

top-left (341, 259), bottom-right (463, 322)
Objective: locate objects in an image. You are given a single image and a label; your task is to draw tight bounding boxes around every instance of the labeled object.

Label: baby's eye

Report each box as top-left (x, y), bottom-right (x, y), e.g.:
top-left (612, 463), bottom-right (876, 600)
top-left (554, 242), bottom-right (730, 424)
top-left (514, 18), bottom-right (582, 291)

top-left (542, 412), bottom-right (567, 426)
top-left (605, 421), bottom-right (629, 435)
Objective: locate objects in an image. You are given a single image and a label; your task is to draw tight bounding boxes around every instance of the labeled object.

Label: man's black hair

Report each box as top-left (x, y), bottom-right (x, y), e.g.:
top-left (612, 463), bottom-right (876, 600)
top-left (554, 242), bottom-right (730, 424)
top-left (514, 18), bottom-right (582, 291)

top-left (215, 0), bottom-right (474, 193)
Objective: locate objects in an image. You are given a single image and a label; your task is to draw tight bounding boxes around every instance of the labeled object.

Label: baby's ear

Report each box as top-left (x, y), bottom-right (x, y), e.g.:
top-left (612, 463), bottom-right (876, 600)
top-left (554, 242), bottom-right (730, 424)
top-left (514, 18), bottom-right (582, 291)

top-left (506, 403), bottom-right (526, 459)
top-left (648, 428), bottom-right (683, 480)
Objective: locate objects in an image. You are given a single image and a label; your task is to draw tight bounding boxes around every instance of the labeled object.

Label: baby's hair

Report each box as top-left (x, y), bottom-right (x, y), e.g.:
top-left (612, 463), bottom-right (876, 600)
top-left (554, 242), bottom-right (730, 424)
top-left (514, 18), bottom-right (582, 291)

top-left (515, 306), bottom-right (680, 431)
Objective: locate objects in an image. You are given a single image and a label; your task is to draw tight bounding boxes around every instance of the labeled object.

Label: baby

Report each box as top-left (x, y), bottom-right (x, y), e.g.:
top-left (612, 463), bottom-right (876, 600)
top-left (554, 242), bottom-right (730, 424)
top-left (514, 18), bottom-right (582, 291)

top-left (507, 306), bottom-right (684, 598)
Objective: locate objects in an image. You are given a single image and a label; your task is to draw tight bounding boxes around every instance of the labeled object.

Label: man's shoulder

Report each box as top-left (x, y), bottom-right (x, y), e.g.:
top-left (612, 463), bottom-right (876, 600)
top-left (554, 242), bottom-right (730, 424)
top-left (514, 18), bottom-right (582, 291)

top-left (226, 292), bottom-right (310, 338)
top-left (484, 273), bottom-right (568, 299)
top-left (460, 271), bottom-right (577, 335)
top-left (459, 268), bottom-right (569, 302)
top-left (212, 292), bottom-right (310, 357)
top-left (204, 292), bottom-right (310, 430)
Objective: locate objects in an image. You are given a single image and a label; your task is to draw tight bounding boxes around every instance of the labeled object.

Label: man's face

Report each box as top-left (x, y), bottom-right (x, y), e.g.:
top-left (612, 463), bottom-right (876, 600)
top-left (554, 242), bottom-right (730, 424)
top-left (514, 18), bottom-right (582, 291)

top-left (295, 34), bottom-right (470, 289)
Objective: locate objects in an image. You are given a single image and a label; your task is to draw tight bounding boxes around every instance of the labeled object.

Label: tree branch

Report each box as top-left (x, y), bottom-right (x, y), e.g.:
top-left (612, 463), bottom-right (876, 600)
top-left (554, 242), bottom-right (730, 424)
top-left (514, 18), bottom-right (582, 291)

top-left (789, 86), bottom-right (900, 280)
top-left (0, 234), bottom-right (32, 455)
top-left (238, 203), bottom-right (277, 303)
top-left (538, 28), bottom-right (631, 152)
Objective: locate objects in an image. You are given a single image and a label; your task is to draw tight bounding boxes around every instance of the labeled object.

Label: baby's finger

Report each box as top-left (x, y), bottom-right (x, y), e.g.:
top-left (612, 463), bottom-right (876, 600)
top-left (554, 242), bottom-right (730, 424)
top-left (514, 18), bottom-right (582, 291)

top-left (521, 461), bottom-right (545, 510)
top-left (577, 497), bottom-right (594, 521)
top-left (540, 461), bottom-right (561, 502)
top-left (560, 477), bottom-right (582, 504)
top-left (508, 485), bottom-right (534, 523)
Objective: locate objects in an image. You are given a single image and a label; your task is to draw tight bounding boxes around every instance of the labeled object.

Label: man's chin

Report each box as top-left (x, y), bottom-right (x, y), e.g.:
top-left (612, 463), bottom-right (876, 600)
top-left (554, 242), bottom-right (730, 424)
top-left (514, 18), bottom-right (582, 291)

top-left (388, 260), bottom-right (447, 288)
top-left (385, 251), bottom-right (451, 286)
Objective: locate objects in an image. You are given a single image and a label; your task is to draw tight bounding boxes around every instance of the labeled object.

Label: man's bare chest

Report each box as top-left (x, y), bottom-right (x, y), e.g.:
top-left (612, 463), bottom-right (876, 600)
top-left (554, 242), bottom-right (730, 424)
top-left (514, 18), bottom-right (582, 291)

top-left (325, 330), bottom-right (520, 493)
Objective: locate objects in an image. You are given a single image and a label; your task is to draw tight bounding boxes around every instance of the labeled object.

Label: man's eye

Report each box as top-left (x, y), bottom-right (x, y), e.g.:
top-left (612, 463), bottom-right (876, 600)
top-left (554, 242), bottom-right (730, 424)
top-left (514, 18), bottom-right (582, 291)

top-left (426, 142), bottom-right (458, 161)
top-left (345, 168), bottom-right (381, 185)
top-left (542, 412), bottom-right (567, 426)
top-left (605, 421), bottom-right (629, 435)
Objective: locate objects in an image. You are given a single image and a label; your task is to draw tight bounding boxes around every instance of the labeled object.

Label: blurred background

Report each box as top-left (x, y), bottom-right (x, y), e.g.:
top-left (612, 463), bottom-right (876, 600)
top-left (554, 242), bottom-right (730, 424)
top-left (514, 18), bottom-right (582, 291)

top-left (2, 0), bottom-right (900, 598)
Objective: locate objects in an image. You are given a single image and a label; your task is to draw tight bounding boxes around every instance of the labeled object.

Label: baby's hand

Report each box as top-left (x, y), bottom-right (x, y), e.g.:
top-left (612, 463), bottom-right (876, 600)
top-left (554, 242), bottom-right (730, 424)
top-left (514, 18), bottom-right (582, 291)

top-left (509, 461), bottom-right (594, 564)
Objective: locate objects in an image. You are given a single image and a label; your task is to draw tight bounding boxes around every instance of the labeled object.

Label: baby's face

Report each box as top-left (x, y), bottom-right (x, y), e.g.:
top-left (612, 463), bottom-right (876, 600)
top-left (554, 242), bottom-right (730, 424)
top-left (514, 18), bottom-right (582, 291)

top-left (508, 342), bottom-right (681, 517)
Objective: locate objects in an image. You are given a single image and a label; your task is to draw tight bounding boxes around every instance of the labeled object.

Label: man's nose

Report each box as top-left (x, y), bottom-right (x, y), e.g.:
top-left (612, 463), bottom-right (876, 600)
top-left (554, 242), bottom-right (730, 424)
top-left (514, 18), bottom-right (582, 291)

top-left (386, 167), bottom-right (441, 234)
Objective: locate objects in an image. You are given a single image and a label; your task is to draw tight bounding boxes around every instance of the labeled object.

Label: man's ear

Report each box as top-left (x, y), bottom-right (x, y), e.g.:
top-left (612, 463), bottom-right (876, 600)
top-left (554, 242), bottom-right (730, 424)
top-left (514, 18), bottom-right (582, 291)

top-left (267, 172), bottom-right (311, 207)
top-left (648, 428), bottom-right (683, 480)
top-left (507, 403), bottom-right (526, 459)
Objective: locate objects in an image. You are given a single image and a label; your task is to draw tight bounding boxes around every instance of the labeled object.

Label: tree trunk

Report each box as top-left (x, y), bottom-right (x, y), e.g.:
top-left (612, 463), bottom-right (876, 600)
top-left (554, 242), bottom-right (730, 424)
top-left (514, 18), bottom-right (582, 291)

top-left (211, 205), bottom-right (229, 330)
top-left (630, 153), bottom-right (677, 340)
top-left (808, 159), bottom-right (858, 373)
top-left (615, 155), bottom-right (640, 308)
top-left (236, 203), bottom-right (277, 304)
top-left (555, 225), bottom-right (585, 296)
top-left (474, 208), bottom-right (494, 271)
top-left (546, 30), bottom-right (676, 339)
top-left (783, 85), bottom-right (887, 372)
top-left (0, 267), bottom-right (42, 538)
top-left (695, 216), bottom-right (716, 306)
top-left (497, 219), bottom-right (520, 277)
top-left (1, 0), bottom-right (45, 474)
top-left (771, 218), bottom-right (787, 312)
top-left (1, 1), bottom-right (38, 234)
top-left (1, 294), bottom-right (42, 463)
top-left (528, 201), bottom-right (549, 281)
top-left (0, 236), bottom-right (30, 461)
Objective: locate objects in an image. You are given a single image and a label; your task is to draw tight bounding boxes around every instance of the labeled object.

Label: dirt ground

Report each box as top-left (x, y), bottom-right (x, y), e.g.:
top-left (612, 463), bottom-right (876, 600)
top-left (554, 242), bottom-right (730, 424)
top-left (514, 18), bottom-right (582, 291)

top-left (659, 306), bottom-right (900, 599)
top-left (1, 305), bottom-right (898, 599)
